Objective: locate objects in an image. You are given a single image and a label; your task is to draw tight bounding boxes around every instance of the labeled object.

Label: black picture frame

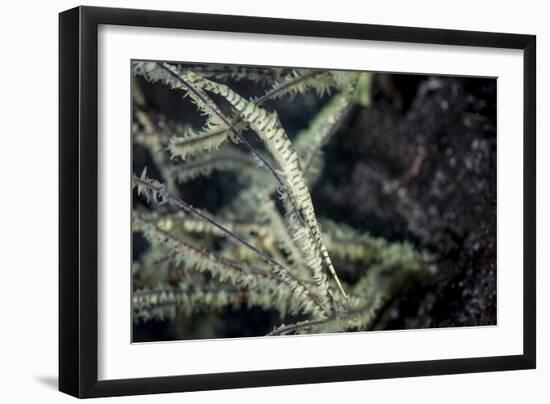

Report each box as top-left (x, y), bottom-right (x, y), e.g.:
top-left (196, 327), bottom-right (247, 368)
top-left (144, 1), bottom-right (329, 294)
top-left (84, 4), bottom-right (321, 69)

top-left (59, 5), bottom-right (536, 398)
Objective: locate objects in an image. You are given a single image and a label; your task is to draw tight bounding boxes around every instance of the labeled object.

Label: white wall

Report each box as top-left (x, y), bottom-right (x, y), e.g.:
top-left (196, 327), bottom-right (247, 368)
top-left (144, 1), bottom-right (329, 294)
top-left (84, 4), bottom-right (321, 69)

top-left (0, 0), bottom-right (546, 402)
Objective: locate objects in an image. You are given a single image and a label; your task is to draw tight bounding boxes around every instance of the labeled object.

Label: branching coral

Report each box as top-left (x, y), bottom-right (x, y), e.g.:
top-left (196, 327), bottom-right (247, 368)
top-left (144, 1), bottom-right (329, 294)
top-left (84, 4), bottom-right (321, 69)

top-left (131, 61), bottom-right (436, 338)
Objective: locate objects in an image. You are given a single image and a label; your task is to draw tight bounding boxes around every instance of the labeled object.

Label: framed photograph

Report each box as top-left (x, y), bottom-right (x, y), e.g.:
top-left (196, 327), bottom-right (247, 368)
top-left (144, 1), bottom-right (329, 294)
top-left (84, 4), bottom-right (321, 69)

top-left (59, 6), bottom-right (536, 398)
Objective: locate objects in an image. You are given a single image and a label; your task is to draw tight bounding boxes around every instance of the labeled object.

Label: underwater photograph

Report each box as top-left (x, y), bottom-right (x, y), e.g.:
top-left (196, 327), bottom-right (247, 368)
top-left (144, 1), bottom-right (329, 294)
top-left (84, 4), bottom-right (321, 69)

top-left (131, 60), bottom-right (497, 342)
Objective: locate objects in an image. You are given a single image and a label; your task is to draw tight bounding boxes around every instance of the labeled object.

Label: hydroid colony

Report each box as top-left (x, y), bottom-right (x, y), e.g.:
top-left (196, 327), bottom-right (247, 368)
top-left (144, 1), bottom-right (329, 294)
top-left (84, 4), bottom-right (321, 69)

top-left (131, 61), bottom-right (436, 338)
